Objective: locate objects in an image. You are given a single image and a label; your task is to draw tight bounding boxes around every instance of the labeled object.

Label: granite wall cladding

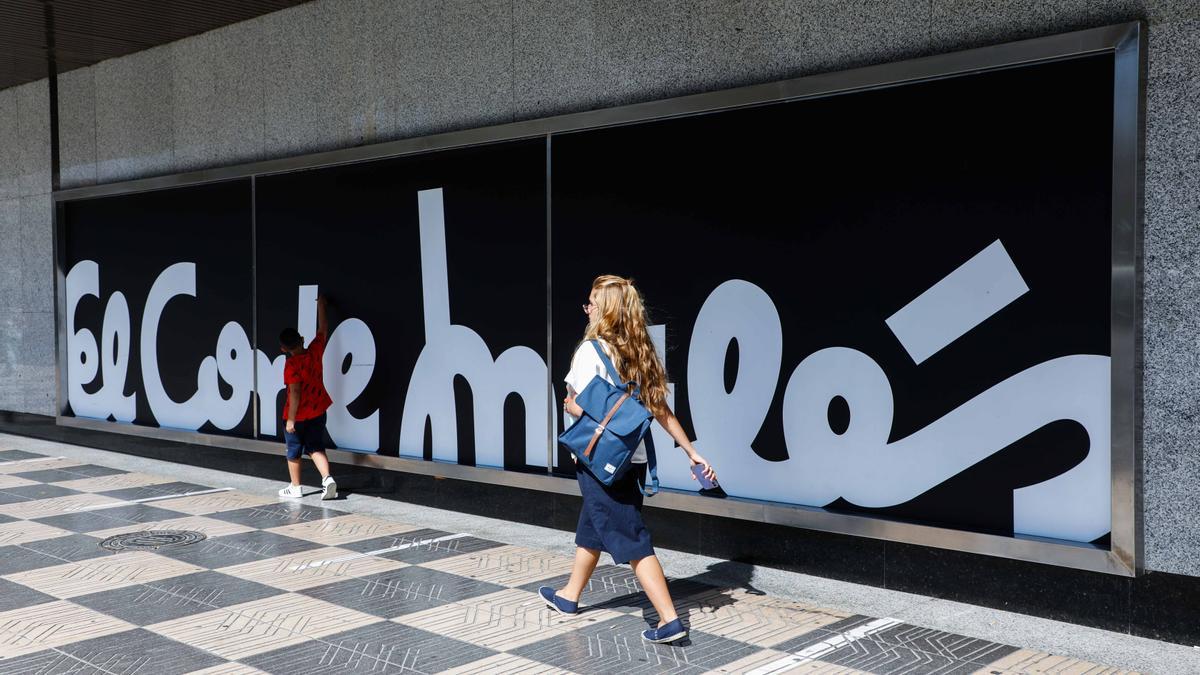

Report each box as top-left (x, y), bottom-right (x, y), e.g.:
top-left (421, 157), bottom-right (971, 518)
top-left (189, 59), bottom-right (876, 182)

top-left (0, 79), bottom-right (54, 418)
top-left (2, 0), bottom-right (1197, 575)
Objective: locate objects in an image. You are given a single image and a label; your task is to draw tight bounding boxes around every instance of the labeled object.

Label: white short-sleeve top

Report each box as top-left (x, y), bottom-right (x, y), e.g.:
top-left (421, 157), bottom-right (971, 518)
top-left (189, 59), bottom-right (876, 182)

top-left (564, 338), bottom-right (648, 463)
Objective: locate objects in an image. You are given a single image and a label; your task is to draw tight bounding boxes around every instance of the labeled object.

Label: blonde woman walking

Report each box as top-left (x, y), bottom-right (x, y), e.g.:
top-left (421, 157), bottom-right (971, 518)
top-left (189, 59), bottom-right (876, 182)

top-left (540, 275), bottom-right (717, 644)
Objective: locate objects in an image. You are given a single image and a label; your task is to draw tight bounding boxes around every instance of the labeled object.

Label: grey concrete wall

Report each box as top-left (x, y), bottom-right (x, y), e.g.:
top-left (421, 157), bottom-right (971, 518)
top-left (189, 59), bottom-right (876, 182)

top-left (1, 0), bottom-right (1197, 575)
top-left (0, 79), bottom-right (54, 418)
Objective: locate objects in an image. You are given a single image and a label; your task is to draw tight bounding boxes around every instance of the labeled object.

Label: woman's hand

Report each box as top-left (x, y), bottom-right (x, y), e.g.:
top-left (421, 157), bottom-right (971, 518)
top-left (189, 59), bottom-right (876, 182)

top-left (563, 394), bottom-right (584, 418)
top-left (688, 453), bottom-right (717, 483)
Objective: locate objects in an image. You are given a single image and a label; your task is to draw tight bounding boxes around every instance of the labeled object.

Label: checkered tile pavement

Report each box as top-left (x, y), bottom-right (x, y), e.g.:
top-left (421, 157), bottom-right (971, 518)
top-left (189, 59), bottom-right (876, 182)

top-left (0, 448), bottom-right (1137, 674)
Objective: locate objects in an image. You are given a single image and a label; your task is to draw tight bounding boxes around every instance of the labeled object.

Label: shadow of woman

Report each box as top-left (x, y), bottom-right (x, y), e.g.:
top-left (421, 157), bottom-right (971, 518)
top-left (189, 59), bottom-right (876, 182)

top-left (633, 559), bottom-right (770, 632)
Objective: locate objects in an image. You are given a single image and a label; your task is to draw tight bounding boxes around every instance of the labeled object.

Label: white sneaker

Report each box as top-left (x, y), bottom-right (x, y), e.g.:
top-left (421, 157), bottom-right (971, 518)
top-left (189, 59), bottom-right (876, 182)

top-left (321, 476), bottom-right (337, 501)
top-left (278, 484), bottom-right (304, 499)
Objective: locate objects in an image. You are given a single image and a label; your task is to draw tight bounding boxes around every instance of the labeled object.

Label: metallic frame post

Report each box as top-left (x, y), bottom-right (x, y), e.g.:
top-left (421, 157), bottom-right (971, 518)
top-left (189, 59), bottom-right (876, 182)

top-left (545, 133), bottom-right (555, 475)
top-left (1108, 23), bottom-right (1145, 575)
top-left (51, 23), bottom-right (1145, 576)
top-left (53, 198), bottom-right (67, 420)
top-left (250, 176), bottom-right (259, 439)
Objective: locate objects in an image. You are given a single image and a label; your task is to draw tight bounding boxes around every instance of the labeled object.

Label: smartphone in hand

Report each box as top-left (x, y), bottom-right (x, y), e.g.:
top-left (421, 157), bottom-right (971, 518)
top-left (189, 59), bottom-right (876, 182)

top-left (691, 463), bottom-right (718, 490)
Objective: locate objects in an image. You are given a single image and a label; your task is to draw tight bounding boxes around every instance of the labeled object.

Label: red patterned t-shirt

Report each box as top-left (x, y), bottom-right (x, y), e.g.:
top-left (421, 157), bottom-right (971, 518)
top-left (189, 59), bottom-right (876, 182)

top-left (282, 332), bottom-right (333, 421)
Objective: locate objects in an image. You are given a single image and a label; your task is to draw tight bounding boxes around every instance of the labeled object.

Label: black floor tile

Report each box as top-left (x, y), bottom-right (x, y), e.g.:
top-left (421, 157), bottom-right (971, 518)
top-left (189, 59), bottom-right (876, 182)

top-left (512, 613), bottom-right (760, 674)
top-left (157, 530), bottom-right (323, 569)
top-left (820, 636), bottom-right (974, 674)
top-left (0, 492), bottom-right (31, 505)
top-left (0, 543), bottom-right (63, 575)
top-left (0, 483), bottom-right (82, 502)
top-left (14, 464), bottom-right (127, 483)
top-left (339, 529), bottom-right (505, 564)
top-left (301, 566), bottom-right (506, 619)
top-left (0, 649), bottom-right (86, 674)
top-left (867, 622), bottom-right (1019, 665)
top-left (9, 468), bottom-right (85, 483)
top-left (339, 527), bottom-right (453, 552)
top-left (61, 464), bottom-right (131, 478)
top-left (0, 577), bottom-right (56, 612)
top-left (35, 504), bottom-right (188, 533)
top-left (0, 450), bottom-right (45, 461)
top-left (57, 628), bottom-right (225, 674)
top-left (98, 481), bottom-right (215, 502)
top-left (74, 571), bottom-right (285, 625)
top-left (244, 621), bottom-right (496, 674)
top-left (207, 502), bottom-right (348, 528)
top-left (18, 533), bottom-right (114, 564)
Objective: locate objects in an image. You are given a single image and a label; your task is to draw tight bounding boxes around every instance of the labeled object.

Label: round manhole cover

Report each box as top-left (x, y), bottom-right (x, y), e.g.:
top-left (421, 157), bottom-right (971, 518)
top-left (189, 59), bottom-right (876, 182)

top-left (99, 530), bottom-right (207, 552)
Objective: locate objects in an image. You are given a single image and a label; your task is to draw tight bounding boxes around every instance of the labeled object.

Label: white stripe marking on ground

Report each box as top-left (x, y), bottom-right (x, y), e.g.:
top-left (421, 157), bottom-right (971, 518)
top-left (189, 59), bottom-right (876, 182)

top-left (74, 487), bottom-right (234, 511)
top-left (747, 617), bottom-right (902, 674)
top-left (0, 456), bottom-right (65, 467)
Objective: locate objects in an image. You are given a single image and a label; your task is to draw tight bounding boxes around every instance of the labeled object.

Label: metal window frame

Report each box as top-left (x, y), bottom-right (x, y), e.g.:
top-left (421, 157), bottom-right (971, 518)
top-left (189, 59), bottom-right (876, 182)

top-left (51, 22), bottom-right (1144, 576)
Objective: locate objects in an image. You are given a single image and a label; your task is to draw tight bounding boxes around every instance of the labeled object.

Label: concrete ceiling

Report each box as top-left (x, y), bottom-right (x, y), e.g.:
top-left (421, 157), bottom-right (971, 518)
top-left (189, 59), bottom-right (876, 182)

top-left (0, 0), bottom-right (311, 91)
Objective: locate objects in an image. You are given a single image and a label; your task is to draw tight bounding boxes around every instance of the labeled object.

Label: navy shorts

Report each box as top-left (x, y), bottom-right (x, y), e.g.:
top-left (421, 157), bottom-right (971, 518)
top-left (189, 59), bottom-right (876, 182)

top-left (575, 462), bottom-right (654, 565)
top-left (284, 413), bottom-right (327, 460)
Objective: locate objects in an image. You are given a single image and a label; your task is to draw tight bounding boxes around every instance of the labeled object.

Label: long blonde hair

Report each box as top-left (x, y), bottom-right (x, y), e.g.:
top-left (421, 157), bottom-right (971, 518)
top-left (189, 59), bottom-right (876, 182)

top-left (583, 275), bottom-right (669, 418)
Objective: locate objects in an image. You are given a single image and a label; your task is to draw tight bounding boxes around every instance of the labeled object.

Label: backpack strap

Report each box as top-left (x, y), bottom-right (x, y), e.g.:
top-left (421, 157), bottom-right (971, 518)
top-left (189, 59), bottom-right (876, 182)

top-left (640, 431), bottom-right (659, 497)
top-left (583, 392), bottom-right (630, 458)
top-left (590, 340), bottom-right (638, 395)
top-left (589, 340), bottom-right (656, 496)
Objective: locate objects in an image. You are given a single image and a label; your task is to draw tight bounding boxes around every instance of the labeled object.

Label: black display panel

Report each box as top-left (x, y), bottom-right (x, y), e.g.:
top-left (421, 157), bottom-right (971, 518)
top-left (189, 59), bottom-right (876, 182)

top-left (551, 54), bottom-right (1114, 543)
top-left (58, 51), bottom-right (1122, 548)
top-left (63, 180), bottom-right (254, 437)
top-left (254, 140), bottom-right (547, 470)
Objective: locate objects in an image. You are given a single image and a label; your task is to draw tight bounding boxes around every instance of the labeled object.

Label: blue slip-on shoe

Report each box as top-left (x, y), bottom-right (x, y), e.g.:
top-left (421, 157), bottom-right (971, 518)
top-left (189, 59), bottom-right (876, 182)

top-left (642, 617), bottom-right (687, 643)
top-left (538, 586), bottom-right (578, 615)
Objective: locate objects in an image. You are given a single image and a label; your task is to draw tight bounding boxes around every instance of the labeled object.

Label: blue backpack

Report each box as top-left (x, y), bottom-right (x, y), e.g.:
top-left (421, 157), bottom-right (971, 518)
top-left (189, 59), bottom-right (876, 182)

top-left (558, 340), bottom-right (658, 496)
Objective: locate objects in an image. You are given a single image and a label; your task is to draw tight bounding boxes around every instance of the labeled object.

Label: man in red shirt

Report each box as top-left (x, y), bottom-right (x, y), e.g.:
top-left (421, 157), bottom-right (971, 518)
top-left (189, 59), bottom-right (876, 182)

top-left (278, 294), bottom-right (337, 500)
